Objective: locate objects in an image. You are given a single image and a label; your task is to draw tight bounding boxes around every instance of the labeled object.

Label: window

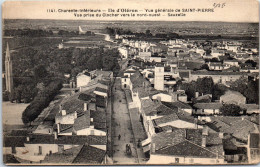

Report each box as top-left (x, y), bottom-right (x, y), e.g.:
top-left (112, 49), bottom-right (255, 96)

top-left (175, 158), bottom-right (179, 163)
top-left (12, 147), bottom-right (16, 154)
top-left (125, 79), bottom-right (126, 82)
top-left (38, 146), bottom-right (42, 155)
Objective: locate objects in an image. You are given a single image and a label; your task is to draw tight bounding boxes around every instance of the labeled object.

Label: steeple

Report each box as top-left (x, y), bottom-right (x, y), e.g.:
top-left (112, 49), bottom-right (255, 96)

top-left (5, 42), bottom-right (13, 94)
top-left (5, 42), bottom-right (10, 61)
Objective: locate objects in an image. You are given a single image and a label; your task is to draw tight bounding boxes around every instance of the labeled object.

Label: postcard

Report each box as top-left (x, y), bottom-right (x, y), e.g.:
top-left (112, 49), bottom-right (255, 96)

top-left (2, 0), bottom-right (259, 165)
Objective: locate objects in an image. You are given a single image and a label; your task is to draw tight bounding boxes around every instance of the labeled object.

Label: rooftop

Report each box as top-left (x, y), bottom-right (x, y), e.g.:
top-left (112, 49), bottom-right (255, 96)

top-left (151, 129), bottom-right (224, 158)
top-left (25, 134), bottom-right (106, 145)
top-left (73, 145), bottom-right (106, 164)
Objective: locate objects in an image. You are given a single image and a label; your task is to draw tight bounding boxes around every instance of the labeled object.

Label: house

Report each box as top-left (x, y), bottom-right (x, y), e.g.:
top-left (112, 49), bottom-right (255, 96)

top-left (247, 133), bottom-right (260, 163)
top-left (192, 94), bottom-right (212, 103)
top-left (207, 62), bottom-right (224, 71)
top-left (240, 104), bottom-right (259, 114)
top-left (20, 134), bottom-right (106, 162)
top-left (162, 101), bottom-right (193, 114)
top-left (151, 93), bottom-right (174, 102)
top-left (118, 46), bottom-right (129, 59)
top-left (138, 52), bottom-right (151, 61)
top-left (193, 103), bottom-right (223, 115)
top-left (211, 49), bottom-right (225, 57)
top-left (76, 71), bottom-right (91, 88)
top-left (220, 90), bottom-right (246, 105)
top-left (121, 75), bottom-right (131, 89)
top-left (123, 68), bottom-right (136, 77)
top-left (140, 99), bottom-right (177, 138)
top-left (205, 116), bottom-right (259, 163)
top-left (149, 55), bottom-right (162, 62)
top-left (190, 71), bottom-right (247, 85)
top-left (3, 136), bottom-right (27, 157)
top-left (147, 128), bottom-right (225, 164)
top-left (152, 112), bottom-right (202, 131)
top-left (175, 90), bottom-right (188, 102)
top-left (223, 60), bottom-right (239, 67)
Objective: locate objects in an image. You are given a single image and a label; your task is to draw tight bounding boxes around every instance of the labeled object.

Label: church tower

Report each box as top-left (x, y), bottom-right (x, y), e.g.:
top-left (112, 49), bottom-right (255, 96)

top-left (154, 65), bottom-right (164, 91)
top-left (5, 43), bottom-right (13, 94)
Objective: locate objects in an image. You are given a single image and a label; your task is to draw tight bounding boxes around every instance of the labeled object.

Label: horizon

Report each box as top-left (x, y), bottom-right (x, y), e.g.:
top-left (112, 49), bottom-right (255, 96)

top-left (3, 18), bottom-right (259, 24)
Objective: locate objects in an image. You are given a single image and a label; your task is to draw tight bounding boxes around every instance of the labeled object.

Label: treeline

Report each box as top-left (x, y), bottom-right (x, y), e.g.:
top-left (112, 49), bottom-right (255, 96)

top-left (22, 80), bottom-right (62, 125)
top-left (105, 27), bottom-right (181, 39)
top-left (4, 29), bottom-right (95, 37)
top-left (4, 29), bottom-right (53, 37)
top-left (3, 43), bottom-right (120, 103)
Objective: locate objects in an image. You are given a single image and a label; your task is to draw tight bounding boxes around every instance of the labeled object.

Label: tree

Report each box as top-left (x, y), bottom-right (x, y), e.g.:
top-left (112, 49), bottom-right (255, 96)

top-left (245, 60), bottom-right (257, 67)
top-left (220, 104), bottom-right (242, 116)
top-left (34, 65), bottom-right (48, 82)
top-left (212, 84), bottom-right (228, 101)
top-left (196, 77), bottom-right (214, 94)
top-left (200, 64), bottom-right (209, 70)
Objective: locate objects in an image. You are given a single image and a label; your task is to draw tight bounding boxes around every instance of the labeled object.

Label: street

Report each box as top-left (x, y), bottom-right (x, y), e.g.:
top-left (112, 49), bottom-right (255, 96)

top-left (111, 78), bottom-right (138, 164)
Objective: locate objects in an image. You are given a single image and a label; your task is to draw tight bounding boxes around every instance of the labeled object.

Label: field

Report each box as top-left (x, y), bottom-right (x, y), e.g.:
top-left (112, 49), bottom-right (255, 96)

top-left (2, 102), bottom-right (29, 126)
top-left (4, 19), bottom-right (258, 38)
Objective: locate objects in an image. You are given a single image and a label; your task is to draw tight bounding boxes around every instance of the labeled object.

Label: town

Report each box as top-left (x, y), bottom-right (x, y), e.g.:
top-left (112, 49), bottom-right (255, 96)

top-left (3, 21), bottom-right (259, 165)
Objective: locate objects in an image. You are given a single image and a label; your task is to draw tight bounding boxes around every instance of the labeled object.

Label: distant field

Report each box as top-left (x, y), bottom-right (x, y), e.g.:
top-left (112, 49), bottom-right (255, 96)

top-left (2, 102), bottom-right (29, 125)
top-left (3, 19), bottom-right (258, 38)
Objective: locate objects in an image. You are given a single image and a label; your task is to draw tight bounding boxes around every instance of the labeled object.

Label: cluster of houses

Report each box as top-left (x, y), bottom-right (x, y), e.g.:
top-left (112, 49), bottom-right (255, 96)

top-left (118, 32), bottom-right (260, 166)
top-left (120, 66), bottom-right (259, 164)
top-left (4, 70), bottom-right (114, 164)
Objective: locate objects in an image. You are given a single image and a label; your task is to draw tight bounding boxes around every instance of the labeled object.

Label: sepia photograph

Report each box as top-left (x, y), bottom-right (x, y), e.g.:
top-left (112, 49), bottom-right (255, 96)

top-left (2, 0), bottom-right (260, 165)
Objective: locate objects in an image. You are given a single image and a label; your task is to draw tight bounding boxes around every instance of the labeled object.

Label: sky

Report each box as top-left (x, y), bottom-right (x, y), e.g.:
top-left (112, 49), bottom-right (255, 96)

top-left (2, 0), bottom-right (259, 22)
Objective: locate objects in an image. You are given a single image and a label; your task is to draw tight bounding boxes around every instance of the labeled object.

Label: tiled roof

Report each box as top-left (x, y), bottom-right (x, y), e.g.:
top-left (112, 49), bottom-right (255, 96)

top-left (153, 109), bottom-right (195, 126)
top-left (4, 136), bottom-right (26, 147)
top-left (191, 71), bottom-right (247, 76)
top-left (179, 71), bottom-right (190, 78)
top-left (3, 154), bottom-right (20, 164)
top-left (42, 146), bottom-right (83, 164)
top-left (25, 134), bottom-right (107, 145)
top-left (207, 116), bottom-right (258, 141)
top-left (221, 90), bottom-right (245, 98)
top-left (163, 101), bottom-right (192, 109)
top-left (60, 93), bottom-right (85, 115)
top-left (95, 87), bottom-right (107, 93)
top-left (74, 114), bottom-right (91, 131)
top-left (73, 145), bottom-right (106, 164)
top-left (90, 110), bottom-right (106, 131)
top-left (9, 130), bottom-right (29, 136)
top-left (152, 129), bottom-right (224, 158)
top-left (250, 133), bottom-right (259, 148)
top-left (194, 103), bottom-right (223, 109)
top-left (153, 113), bottom-right (179, 126)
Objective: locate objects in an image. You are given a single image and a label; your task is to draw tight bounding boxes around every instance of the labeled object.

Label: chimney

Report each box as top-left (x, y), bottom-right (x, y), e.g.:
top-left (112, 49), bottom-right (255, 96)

top-left (195, 92), bottom-right (199, 98)
top-left (61, 110), bottom-right (66, 116)
top-left (194, 118), bottom-right (198, 129)
top-left (152, 143), bottom-right (156, 153)
top-left (84, 103), bottom-right (88, 112)
top-left (91, 118), bottom-right (94, 122)
top-left (202, 125), bottom-right (208, 136)
top-left (26, 136), bottom-right (30, 142)
top-left (54, 131), bottom-right (58, 140)
top-left (57, 123), bottom-right (60, 134)
top-left (219, 132), bottom-right (224, 139)
top-left (74, 111), bottom-right (77, 118)
top-left (184, 129), bottom-right (188, 139)
top-left (202, 136), bottom-right (207, 147)
top-left (59, 104), bottom-right (62, 111)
